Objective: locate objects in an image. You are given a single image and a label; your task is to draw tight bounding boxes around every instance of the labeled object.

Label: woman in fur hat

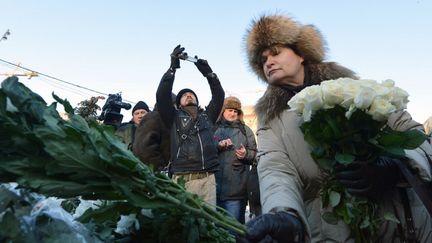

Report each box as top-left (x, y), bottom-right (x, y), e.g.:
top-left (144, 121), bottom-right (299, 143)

top-left (240, 14), bottom-right (432, 242)
top-left (213, 96), bottom-right (257, 223)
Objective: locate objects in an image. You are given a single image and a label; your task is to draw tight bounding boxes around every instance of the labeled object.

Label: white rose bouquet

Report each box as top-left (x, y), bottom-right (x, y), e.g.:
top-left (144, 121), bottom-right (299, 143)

top-left (288, 78), bottom-right (428, 242)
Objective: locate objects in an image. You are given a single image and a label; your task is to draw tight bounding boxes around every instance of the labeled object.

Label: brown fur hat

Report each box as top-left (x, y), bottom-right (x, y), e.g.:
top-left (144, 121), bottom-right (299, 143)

top-left (245, 14), bottom-right (327, 82)
top-left (217, 96), bottom-right (244, 123)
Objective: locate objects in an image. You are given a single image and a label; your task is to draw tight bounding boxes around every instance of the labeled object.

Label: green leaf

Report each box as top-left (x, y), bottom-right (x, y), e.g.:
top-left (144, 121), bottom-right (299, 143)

top-left (377, 133), bottom-right (404, 147)
top-left (335, 153), bottom-right (355, 165)
top-left (77, 201), bottom-right (138, 224)
top-left (52, 92), bottom-right (74, 115)
top-left (329, 191), bottom-right (341, 207)
top-left (400, 129), bottom-right (428, 149)
top-left (61, 198), bottom-right (81, 214)
top-left (322, 212), bottom-right (338, 225)
top-left (311, 146), bottom-right (325, 158)
top-left (0, 210), bottom-right (25, 239)
top-left (325, 115), bottom-right (341, 138)
top-left (359, 216), bottom-right (370, 229)
top-left (383, 212), bottom-right (400, 223)
top-left (316, 158), bottom-right (336, 171)
top-left (382, 147), bottom-right (406, 158)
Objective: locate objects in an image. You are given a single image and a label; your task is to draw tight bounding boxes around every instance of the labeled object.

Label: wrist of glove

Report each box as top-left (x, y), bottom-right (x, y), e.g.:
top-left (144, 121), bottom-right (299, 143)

top-left (335, 156), bottom-right (402, 197)
top-left (239, 211), bottom-right (304, 243)
top-left (194, 58), bottom-right (213, 77)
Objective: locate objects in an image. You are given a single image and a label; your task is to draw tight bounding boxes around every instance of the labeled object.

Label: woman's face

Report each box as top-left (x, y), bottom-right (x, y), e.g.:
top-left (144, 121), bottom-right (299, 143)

top-left (223, 108), bottom-right (239, 122)
top-left (262, 45), bottom-right (305, 87)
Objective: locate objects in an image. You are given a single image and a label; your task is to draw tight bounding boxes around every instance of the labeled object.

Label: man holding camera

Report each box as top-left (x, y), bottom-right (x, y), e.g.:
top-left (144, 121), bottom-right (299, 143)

top-left (156, 45), bottom-right (224, 205)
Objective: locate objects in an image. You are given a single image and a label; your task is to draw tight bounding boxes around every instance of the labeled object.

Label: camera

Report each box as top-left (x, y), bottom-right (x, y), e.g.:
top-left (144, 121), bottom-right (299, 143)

top-left (98, 93), bottom-right (131, 128)
top-left (172, 52), bottom-right (198, 63)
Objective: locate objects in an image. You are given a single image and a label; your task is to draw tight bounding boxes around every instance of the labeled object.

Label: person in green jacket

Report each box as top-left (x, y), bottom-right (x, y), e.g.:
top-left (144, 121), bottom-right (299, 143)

top-left (116, 101), bottom-right (150, 150)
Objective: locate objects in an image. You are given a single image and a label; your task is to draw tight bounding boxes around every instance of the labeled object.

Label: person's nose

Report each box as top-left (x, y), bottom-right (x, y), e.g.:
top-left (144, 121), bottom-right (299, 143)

top-left (264, 55), bottom-right (275, 68)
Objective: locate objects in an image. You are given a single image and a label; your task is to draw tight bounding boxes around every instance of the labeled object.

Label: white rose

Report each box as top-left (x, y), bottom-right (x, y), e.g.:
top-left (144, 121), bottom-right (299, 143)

top-left (381, 79), bottom-right (395, 88)
top-left (288, 91), bottom-right (306, 113)
top-left (354, 86), bottom-right (376, 110)
top-left (345, 104), bottom-right (357, 119)
top-left (388, 86), bottom-right (409, 110)
top-left (368, 98), bottom-right (396, 121)
top-left (321, 79), bottom-right (344, 108)
top-left (359, 79), bottom-right (379, 89)
top-left (340, 80), bottom-right (361, 109)
top-left (289, 85), bottom-right (323, 121)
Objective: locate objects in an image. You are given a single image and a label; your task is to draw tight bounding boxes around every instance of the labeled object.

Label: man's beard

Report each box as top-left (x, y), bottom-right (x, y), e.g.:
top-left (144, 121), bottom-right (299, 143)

top-left (185, 100), bottom-right (197, 106)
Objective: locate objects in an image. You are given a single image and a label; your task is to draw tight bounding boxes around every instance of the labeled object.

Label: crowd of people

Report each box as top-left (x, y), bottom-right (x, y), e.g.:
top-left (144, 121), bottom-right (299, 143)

top-left (111, 13), bottom-right (432, 242)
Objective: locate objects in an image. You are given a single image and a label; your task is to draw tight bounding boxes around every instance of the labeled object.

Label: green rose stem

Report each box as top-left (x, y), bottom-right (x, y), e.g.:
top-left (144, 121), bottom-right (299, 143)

top-left (0, 76), bottom-right (246, 238)
top-left (130, 175), bottom-right (245, 234)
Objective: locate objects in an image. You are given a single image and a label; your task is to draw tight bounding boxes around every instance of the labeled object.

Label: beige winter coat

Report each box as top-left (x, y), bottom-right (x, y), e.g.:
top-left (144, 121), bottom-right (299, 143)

top-left (255, 63), bottom-right (432, 242)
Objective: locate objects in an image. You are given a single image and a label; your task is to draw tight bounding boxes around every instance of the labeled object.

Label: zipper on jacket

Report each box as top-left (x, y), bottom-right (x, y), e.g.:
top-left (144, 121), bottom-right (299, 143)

top-left (176, 146), bottom-right (181, 159)
top-left (196, 125), bottom-right (205, 169)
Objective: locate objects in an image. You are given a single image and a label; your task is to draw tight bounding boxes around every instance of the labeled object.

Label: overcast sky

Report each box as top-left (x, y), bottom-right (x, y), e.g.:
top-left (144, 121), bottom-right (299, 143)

top-left (1, 1), bottom-right (431, 123)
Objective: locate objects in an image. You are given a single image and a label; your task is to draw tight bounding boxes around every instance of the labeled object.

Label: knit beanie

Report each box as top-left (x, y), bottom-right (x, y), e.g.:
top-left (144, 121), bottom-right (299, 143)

top-left (176, 88), bottom-right (198, 107)
top-left (132, 101), bottom-right (150, 114)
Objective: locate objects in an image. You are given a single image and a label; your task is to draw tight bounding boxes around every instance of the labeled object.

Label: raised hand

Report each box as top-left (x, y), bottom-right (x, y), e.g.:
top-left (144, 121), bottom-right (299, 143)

top-left (194, 57), bottom-right (213, 77)
top-left (170, 44), bottom-right (185, 70)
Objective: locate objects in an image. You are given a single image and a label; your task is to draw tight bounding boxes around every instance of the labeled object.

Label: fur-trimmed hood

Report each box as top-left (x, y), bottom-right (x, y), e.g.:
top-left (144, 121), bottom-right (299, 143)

top-left (255, 62), bottom-right (357, 125)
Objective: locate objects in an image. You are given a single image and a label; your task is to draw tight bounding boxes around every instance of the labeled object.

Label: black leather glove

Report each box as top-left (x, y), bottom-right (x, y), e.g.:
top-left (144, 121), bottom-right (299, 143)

top-left (194, 57), bottom-right (213, 77)
top-left (170, 45), bottom-right (185, 70)
top-left (335, 157), bottom-right (401, 197)
top-left (238, 211), bottom-right (304, 243)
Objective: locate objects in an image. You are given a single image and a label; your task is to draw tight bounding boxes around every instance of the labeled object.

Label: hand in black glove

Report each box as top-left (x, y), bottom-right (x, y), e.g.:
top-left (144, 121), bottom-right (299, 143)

top-left (237, 211), bottom-right (304, 243)
top-left (335, 157), bottom-right (401, 197)
top-left (170, 45), bottom-right (185, 70)
top-left (194, 57), bottom-right (213, 77)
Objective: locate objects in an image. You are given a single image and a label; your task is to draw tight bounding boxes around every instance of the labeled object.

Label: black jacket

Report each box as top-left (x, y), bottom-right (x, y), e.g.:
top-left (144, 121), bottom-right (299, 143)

top-left (156, 70), bottom-right (225, 173)
top-left (214, 120), bottom-right (257, 201)
top-left (133, 110), bottom-right (170, 171)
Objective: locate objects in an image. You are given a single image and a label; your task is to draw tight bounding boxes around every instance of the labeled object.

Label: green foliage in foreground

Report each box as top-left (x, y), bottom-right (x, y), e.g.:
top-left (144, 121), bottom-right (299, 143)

top-left (0, 76), bottom-right (245, 242)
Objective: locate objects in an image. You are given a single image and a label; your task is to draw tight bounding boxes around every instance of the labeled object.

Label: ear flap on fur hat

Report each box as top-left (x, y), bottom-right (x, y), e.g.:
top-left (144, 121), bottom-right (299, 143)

top-left (245, 14), bottom-right (327, 83)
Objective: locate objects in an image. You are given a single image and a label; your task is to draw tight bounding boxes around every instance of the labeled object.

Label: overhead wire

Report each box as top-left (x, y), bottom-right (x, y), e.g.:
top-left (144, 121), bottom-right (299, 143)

top-left (0, 61), bottom-right (101, 100)
top-left (0, 57), bottom-right (136, 104)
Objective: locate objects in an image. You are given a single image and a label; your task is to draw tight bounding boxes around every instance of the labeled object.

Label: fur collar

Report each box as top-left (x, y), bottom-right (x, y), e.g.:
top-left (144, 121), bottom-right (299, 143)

top-left (255, 62), bottom-right (357, 125)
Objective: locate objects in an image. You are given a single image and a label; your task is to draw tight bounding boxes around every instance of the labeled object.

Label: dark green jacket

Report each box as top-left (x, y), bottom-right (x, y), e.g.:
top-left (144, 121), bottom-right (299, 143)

top-left (115, 121), bottom-right (136, 150)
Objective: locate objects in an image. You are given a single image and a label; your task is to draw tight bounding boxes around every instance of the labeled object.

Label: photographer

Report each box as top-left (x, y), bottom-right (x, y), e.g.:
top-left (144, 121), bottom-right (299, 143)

top-left (156, 45), bottom-right (224, 205)
top-left (115, 101), bottom-right (150, 150)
